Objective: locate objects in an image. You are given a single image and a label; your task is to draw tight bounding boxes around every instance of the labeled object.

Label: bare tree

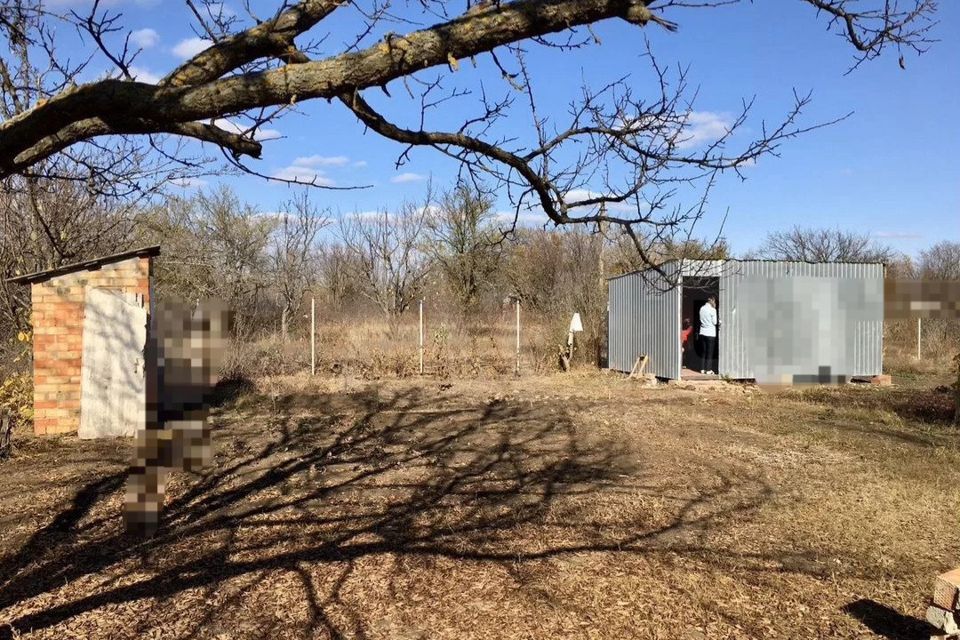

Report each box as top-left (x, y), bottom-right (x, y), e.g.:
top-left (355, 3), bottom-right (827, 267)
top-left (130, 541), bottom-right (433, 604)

top-left (885, 253), bottom-right (917, 279)
top-left (505, 226), bottom-right (609, 361)
top-left (426, 183), bottom-right (502, 317)
top-left (316, 243), bottom-right (366, 313)
top-left (0, 1), bottom-right (205, 196)
top-left (609, 232), bottom-right (731, 274)
top-left (0, 1), bottom-right (205, 358)
top-left (139, 186), bottom-right (275, 335)
top-left (0, 0), bottom-right (938, 272)
top-left (339, 194), bottom-right (433, 320)
top-left (757, 226), bottom-right (896, 263)
top-left (918, 241), bottom-right (960, 280)
top-left (504, 228), bottom-right (569, 315)
top-left (268, 192), bottom-right (329, 339)
top-left (0, 179), bottom-right (139, 335)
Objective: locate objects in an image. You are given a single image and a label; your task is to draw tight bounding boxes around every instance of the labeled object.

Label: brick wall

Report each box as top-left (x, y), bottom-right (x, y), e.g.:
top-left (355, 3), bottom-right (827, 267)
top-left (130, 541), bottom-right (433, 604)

top-left (31, 257), bottom-right (151, 436)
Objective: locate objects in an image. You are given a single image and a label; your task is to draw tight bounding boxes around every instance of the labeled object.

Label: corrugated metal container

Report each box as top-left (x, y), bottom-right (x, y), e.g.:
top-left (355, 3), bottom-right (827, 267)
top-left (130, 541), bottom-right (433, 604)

top-left (607, 262), bottom-right (681, 379)
top-left (608, 260), bottom-right (884, 382)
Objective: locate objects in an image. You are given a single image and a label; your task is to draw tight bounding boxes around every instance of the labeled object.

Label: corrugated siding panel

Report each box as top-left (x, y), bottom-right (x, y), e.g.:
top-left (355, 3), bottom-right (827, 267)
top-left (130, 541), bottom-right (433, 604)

top-left (607, 265), bottom-right (680, 378)
top-left (718, 261), bottom-right (884, 380)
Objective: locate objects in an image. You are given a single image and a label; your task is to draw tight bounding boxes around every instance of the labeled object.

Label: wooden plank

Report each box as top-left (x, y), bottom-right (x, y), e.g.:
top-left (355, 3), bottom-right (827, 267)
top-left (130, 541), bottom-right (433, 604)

top-left (629, 355), bottom-right (649, 378)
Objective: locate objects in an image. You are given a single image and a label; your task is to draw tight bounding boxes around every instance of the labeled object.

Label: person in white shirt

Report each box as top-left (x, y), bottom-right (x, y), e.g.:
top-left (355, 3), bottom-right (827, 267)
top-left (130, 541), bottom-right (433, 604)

top-left (698, 296), bottom-right (718, 374)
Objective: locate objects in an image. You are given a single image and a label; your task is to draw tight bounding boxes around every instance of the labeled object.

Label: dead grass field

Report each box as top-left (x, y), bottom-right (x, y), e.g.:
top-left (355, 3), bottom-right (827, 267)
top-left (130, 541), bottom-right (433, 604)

top-left (1, 372), bottom-right (959, 639)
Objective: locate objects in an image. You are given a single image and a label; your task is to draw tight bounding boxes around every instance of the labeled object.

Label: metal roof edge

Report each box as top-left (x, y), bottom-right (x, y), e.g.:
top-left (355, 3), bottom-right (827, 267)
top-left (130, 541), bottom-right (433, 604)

top-left (606, 259), bottom-right (680, 281)
top-left (607, 258), bottom-right (886, 280)
top-left (6, 245), bottom-right (161, 285)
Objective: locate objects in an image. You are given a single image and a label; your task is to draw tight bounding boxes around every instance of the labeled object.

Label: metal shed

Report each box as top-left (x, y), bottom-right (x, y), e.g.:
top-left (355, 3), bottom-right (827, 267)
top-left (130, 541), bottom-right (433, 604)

top-left (607, 260), bottom-right (885, 382)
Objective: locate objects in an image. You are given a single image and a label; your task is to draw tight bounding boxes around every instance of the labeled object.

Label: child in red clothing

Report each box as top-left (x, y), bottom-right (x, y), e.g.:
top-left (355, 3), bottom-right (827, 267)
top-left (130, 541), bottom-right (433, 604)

top-left (680, 318), bottom-right (694, 368)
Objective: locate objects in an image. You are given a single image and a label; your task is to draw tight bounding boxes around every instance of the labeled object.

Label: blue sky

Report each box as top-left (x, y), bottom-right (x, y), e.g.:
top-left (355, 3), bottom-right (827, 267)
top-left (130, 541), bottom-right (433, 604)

top-left (49, 0), bottom-right (959, 257)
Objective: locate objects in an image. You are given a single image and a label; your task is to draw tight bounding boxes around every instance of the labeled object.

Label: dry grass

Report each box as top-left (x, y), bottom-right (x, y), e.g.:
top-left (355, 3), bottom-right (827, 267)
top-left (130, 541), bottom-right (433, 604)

top-left (223, 316), bottom-right (579, 381)
top-left (885, 319), bottom-right (960, 382)
top-left (1, 372), bottom-right (959, 639)
top-left (225, 317), bottom-right (960, 387)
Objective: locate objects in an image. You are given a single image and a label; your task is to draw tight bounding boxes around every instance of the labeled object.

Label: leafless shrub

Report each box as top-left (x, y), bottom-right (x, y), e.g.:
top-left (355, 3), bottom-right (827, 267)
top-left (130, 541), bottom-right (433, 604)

top-left (918, 241), bottom-right (960, 280)
top-left (0, 0), bottom-right (937, 279)
top-left (757, 226), bottom-right (896, 263)
top-left (339, 191), bottom-right (434, 321)
top-left (139, 186), bottom-right (275, 336)
top-left (425, 183), bottom-right (503, 318)
top-left (268, 192), bottom-right (329, 339)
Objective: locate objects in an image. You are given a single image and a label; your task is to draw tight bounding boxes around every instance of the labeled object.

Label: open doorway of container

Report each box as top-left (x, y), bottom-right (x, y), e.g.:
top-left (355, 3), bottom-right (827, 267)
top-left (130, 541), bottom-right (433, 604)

top-left (681, 276), bottom-right (720, 378)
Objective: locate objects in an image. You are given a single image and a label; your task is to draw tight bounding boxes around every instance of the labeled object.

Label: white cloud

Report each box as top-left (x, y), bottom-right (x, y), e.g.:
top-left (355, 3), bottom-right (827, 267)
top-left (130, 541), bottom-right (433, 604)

top-left (563, 188), bottom-right (600, 205)
top-left (128, 65), bottom-right (160, 84)
top-left (130, 28), bottom-right (159, 49)
top-left (492, 190), bottom-right (644, 227)
top-left (352, 160), bottom-right (368, 168)
top-left (344, 205), bottom-right (437, 224)
top-left (871, 231), bottom-right (924, 240)
top-left (271, 165), bottom-right (336, 186)
top-left (390, 172), bottom-right (427, 184)
top-left (345, 210), bottom-right (385, 222)
top-left (677, 111), bottom-right (733, 149)
top-left (495, 210), bottom-right (548, 228)
top-left (172, 36), bottom-right (212, 60)
top-left (292, 155), bottom-right (350, 168)
top-left (169, 177), bottom-right (208, 189)
top-left (212, 118), bottom-right (281, 141)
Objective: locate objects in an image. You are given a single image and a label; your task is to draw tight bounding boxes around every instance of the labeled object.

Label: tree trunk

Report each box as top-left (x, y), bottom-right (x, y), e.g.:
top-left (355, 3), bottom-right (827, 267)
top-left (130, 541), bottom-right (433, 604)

top-left (953, 352), bottom-right (960, 426)
top-left (0, 410), bottom-right (11, 459)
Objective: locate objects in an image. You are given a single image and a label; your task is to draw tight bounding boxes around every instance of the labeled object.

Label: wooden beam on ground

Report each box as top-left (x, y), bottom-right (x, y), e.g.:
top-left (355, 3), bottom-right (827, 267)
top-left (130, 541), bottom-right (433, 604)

top-left (629, 355), bottom-right (648, 378)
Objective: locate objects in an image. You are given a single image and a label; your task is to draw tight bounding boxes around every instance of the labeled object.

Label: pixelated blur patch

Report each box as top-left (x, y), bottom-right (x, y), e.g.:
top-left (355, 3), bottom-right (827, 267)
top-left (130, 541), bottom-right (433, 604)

top-left (125, 299), bottom-right (231, 535)
top-left (791, 366), bottom-right (849, 386)
top-left (885, 280), bottom-right (960, 320)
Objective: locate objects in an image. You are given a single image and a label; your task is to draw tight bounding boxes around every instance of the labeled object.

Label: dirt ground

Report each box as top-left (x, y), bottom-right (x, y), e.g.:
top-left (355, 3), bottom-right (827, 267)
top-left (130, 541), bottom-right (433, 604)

top-left (1, 372), bottom-right (959, 639)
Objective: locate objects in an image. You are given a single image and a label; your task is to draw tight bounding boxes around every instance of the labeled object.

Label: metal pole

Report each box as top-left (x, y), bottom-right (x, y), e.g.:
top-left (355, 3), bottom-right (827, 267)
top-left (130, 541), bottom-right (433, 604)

top-left (917, 317), bottom-right (922, 359)
top-left (418, 299), bottom-right (424, 375)
top-left (311, 297), bottom-right (316, 376)
top-left (515, 299), bottom-right (521, 376)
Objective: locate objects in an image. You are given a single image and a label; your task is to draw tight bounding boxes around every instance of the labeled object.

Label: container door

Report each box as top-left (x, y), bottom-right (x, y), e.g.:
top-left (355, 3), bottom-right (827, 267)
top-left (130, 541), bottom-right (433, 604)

top-left (609, 265), bottom-right (681, 379)
top-left (79, 288), bottom-right (147, 439)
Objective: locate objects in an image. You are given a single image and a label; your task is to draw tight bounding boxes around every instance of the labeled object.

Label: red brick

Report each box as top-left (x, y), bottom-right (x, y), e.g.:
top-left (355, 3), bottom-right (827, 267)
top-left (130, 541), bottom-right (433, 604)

top-left (28, 255), bottom-right (156, 437)
top-left (934, 569), bottom-right (960, 610)
top-left (33, 418), bottom-right (57, 435)
top-left (47, 421), bottom-right (77, 435)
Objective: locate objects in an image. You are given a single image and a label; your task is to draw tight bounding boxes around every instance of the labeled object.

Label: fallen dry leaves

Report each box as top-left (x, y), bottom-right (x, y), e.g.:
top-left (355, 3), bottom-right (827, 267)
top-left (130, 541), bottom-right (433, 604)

top-left (0, 372), bottom-right (958, 639)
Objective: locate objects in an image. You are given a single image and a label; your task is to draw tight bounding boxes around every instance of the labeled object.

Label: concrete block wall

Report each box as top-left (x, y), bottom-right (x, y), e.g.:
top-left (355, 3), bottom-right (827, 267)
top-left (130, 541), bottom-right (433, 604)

top-left (31, 257), bottom-right (151, 435)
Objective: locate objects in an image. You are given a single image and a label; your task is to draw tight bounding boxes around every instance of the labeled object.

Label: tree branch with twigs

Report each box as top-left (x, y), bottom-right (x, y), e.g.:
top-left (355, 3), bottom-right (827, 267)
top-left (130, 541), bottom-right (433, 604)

top-left (0, 0), bottom-right (939, 269)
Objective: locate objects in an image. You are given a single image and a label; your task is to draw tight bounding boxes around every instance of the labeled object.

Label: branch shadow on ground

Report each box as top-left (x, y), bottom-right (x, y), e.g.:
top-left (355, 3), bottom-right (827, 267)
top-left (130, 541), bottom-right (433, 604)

top-left (0, 385), bottom-right (774, 638)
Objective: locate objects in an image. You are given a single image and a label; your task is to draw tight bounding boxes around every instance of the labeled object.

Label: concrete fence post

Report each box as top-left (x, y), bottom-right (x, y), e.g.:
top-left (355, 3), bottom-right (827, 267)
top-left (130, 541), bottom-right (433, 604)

top-left (515, 299), bottom-right (521, 376)
top-left (419, 299), bottom-right (424, 375)
top-left (917, 317), bottom-right (922, 360)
